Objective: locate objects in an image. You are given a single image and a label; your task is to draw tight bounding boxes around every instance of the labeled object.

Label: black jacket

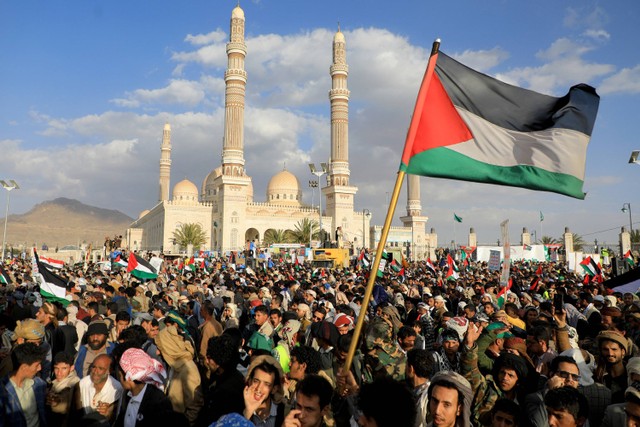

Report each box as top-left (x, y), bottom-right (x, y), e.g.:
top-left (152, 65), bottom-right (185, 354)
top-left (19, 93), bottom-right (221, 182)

top-left (115, 384), bottom-right (188, 427)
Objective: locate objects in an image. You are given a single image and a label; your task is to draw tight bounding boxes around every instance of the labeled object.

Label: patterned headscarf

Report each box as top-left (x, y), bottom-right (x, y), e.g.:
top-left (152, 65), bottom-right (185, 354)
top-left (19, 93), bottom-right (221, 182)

top-left (278, 319), bottom-right (301, 349)
top-left (119, 348), bottom-right (167, 391)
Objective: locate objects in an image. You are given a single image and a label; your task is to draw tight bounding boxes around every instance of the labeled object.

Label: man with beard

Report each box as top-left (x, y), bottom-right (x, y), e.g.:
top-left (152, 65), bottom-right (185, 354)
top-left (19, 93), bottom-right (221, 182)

top-left (595, 330), bottom-right (629, 403)
top-left (74, 321), bottom-right (115, 378)
top-left (75, 354), bottom-right (122, 423)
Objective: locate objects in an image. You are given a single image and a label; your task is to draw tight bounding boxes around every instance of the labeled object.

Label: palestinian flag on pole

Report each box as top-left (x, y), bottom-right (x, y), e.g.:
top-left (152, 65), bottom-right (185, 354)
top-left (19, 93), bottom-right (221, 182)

top-left (399, 44), bottom-right (600, 199)
top-left (497, 278), bottom-right (513, 308)
top-left (376, 250), bottom-right (392, 278)
top-left (445, 265), bottom-right (459, 281)
top-left (40, 256), bottom-right (64, 269)
top-left (580, 256), bottom-right (601, 277)
top-left (127, 253), bottom-right (158, 280)
top-left (114, 255), bottom-right (128, 268)
top-left (34, 249), bottom-right (69, 306)
top-left (625, 250), bottom-right (635, 267)
top-left (0, 264), bottom-right (10, 285)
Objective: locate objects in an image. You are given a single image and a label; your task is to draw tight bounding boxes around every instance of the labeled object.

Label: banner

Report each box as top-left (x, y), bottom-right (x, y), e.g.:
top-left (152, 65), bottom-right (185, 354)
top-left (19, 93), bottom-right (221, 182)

top-left (500, 220), bottom-right (511, 287)
top-left (489, 250), bottom-right (501, 271)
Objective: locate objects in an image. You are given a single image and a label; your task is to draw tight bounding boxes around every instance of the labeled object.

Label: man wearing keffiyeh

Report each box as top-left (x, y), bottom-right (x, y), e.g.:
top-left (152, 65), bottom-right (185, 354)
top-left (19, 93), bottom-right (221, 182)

top-left (115, 348), bottom-right (187, 427)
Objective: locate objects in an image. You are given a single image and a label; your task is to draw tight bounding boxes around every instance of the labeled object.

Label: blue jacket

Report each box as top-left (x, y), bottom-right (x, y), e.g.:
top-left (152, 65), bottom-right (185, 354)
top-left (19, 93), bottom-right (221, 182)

top-left (74, 342), bottom-right (116, 377)
top-left (0, 375), bottom-right (48, 427)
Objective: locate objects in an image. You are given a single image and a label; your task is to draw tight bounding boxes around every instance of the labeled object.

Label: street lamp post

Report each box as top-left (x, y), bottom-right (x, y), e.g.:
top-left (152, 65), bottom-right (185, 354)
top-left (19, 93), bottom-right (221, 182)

top-left (309, 163), bottom-right (328, 246)
top-left (622, 203), bottom-right (633, 233)
top-left (362, 209), bottom-right (371, 250)
top-left (308, 180), bottom-right (318, 246)
top-left (1, 180), bottom-right (20, 261)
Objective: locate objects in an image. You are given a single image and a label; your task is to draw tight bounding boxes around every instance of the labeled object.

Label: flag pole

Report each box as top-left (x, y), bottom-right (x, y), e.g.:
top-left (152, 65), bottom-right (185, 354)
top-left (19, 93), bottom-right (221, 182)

top-left (342, 169), bottom-right (405, 374)
top-left (343, 39), bottom-right (441, 376)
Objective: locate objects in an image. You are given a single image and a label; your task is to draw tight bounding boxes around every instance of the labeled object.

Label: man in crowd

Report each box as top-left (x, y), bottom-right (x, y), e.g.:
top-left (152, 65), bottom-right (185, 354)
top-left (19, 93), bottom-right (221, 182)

top-left (74, 321), bottom-right (115, 378)
top-left (0, 343), bottom-right (48, 427)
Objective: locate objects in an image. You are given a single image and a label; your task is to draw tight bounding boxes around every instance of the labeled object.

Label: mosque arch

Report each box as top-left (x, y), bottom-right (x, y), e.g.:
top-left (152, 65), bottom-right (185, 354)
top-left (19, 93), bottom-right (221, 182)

top-left (245, 228), bottom-right (259, 242)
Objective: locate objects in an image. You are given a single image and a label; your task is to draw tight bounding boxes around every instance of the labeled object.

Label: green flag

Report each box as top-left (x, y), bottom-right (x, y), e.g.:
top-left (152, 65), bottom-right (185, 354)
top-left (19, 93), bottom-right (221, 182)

top-left (454, 213), bottom-right (463, 223)
top-left (540, 211), bottom-right (544, 222)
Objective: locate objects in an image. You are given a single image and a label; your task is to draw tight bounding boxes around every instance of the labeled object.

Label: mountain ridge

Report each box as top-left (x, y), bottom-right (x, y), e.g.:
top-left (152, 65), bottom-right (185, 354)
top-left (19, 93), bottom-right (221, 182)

top-left (1, 198), bottom-right (133, 248)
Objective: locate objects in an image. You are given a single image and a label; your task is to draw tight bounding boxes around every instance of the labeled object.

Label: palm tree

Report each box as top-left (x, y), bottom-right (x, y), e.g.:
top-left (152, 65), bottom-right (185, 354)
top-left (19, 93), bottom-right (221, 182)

top-left (263, 229), bottom-right (290, 245)
top-left (172, 223), bottom-right (207, 249)
top-left (632, 229), bottom-right (640, 244)
top-left (540, 235), bottom-right (558, 244)
top-left (288, 218), bottom-right (319, 244)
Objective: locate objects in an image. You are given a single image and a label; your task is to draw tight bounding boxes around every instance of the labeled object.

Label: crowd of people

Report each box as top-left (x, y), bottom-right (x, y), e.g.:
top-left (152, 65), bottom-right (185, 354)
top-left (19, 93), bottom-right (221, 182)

top-left (0, 247), bottom-right (639, 427)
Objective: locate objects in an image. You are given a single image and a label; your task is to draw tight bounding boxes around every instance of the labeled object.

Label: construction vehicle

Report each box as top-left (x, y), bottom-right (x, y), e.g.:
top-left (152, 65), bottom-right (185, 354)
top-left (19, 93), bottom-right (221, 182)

top-left (311, 248), bottom-right (351, 269)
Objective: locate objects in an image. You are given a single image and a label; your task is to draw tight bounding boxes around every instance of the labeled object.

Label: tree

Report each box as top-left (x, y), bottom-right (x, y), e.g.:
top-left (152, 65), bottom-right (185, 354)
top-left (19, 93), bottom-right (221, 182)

top-left (288, 218), bottom-right (319, 244)
top-left (632, 229), bottom-right (640, 244)
top-left (172, 223), bottom-right (207, 249)
top-left (263, 229), bottom-right (290, 245)
top-left (540, 236), bottom-right (558, 244)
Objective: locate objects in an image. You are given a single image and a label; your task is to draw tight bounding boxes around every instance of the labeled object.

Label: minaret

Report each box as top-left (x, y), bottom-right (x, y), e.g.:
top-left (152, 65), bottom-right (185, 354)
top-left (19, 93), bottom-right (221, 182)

top-left (323, 26), bottom-right (358, 242)
top-left (406, 174), bottom-right (422, 216)
top-left (328, 26), bottom-right (350, 186)
top-left (400, 174), bottom-right (428, 259)
top-left (216, 5), bottom-right (252, 253)
top-left (159, 123), bottom-right (171, 202)
top-left (222, 5), bottom-right (247, 176)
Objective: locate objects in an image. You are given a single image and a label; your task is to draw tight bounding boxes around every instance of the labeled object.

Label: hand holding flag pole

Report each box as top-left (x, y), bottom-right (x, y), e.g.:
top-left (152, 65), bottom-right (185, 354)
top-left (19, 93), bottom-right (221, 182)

top-left (343, 39), bottom-right (441, 376)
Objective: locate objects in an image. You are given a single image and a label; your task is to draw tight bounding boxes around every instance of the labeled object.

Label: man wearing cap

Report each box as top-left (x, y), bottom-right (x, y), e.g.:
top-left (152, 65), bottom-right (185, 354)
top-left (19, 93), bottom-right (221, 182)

top-left (153, 300), bottom-right (170, 330)
top-left (475, 322), bottom-right (512, 376)
top-left (595, 330), bottom-right (629, 403)
top-left (74, 321), bottom-right (115, 378)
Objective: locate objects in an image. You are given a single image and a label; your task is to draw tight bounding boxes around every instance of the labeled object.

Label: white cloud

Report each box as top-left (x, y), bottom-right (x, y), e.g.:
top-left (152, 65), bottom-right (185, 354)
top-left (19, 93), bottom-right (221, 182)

top-left (111, 79), bottom-right (206, 108)
top-left (185, 29), bottom-right (226, 46)
top-left (599, 65), bottom-right (640, 94)
top-left (583, 29), bottom-right (610, 41)
top-left (452, 47), bottom-right (509, 72)
top-left (495, 38), bottom-right (614, 95)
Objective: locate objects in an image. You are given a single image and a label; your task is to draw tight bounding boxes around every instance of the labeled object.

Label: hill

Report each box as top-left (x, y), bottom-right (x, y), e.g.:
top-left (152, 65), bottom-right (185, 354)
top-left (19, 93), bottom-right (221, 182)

top-left (1, 198), bottom-right (133, 249)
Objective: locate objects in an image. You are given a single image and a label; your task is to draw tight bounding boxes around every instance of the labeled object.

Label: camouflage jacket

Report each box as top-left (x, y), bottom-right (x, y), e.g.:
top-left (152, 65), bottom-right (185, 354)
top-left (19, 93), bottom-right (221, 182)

top-left (363, 316), bottom-right (406, 382)
top-left (460, 343), bottom-right (505, 427)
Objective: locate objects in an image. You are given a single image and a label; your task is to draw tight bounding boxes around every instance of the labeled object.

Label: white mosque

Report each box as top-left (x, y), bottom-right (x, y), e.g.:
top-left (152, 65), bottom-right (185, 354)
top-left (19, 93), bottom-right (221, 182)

top-left (127, 5), bottom-right (432, 256)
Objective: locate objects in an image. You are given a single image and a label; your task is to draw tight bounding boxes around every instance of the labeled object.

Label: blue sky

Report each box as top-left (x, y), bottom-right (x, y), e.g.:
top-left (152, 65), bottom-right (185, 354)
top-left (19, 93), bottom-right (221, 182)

top-left (1, 0), bottom-right (639, 249)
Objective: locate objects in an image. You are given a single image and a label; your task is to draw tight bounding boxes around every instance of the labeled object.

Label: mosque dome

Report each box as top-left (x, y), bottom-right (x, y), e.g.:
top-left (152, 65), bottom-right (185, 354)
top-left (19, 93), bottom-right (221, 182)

top-left (173, 179), bottom-right (199, 202)
top-left (201, 167), bottom-right (222, 199)
top-left (266, 170), bottom-right (302, 205)
top-left (232, 5), bottom-right (244, 20)
top-left (138, 210), bottom-right (150, 219)
top-left (334, 30), bottom-right (345, 43)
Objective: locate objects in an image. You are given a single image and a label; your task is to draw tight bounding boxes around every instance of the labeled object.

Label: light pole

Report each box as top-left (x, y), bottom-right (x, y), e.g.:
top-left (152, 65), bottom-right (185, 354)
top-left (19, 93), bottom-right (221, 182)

top-left (308, 180), bottom-right (318, 246)
top-left (309, 163), bottom-right (328, 246)
top-left (622, 203), bottom-right (633, 233)
top-left (1, 180), bottom-right (20, 261)
top-left (362, 209), bottom-right (371, 250)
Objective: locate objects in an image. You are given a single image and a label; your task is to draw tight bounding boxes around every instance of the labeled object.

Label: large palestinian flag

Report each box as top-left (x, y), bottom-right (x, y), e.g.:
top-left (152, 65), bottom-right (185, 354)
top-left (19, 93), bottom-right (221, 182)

top-left (127, 253), bottom-right (158, 280)
top-left (34, 250), bottom-right (70, 306)
top-left (400, 46), bottom-right (600, 199)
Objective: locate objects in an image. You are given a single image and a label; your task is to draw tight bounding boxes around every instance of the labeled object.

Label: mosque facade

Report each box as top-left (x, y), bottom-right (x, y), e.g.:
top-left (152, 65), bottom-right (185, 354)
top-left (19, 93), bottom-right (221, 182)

top-left (127, 5), bottom-right (429, 257)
